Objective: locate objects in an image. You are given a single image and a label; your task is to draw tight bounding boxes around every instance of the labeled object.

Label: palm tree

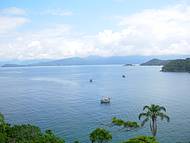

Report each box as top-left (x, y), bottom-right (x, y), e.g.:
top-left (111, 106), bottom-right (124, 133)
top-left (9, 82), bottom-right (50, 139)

top-left (90, 128), bottom-right (112, 143)
top-left (138, 104), bottom-right (170, 137)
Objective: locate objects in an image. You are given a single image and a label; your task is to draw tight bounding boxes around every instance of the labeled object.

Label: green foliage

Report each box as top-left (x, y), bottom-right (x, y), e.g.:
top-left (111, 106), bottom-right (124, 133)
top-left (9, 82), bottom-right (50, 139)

top-left (0, 113), bottom-right (65, 143)
top-left (162, 58), bottom-right (190, 72)
top-left (0, 113), bottom-right (5, 125)
top-left (0, 132), bottom-right (6, 143)
top-left (90, 128), bottom-right (112, 143)
top-left (122, 136), bottom-right (158, 143)
top-left (112, 117), bottom-right (125, 126)
top-left (7, 124), bottom-right (42, 142)
top-left (112, 117), bottom-right (140, 129)
top-left (124, 121), bottom-right (139, 128)
top-left (139, 104), bottom-right (169, 136)
top-left (42, 129), bottom-right (65, 143)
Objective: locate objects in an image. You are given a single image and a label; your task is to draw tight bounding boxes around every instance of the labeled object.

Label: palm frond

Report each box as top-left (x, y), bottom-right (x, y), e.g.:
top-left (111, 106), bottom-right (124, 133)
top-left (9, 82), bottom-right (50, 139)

top-left (141, 118), bottom-right (149, 127)
top-left (159, 106), bottom-right (166, 112)
top-left (158, 113), bottom-right (170, 122)
top-left (143, 105), bottom-right (150, 111)
top-left (138, 113), bottom-right (148, 120)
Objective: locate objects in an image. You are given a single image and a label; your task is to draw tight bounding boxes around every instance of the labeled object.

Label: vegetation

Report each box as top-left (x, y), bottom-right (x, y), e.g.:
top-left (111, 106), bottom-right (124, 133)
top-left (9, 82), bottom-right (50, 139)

top-left (122, 136), bottom-right (158, 143)
top-left (112, 117), bottom-right (140, 130)
top-left (162, 58), bottom-right (190, 72)
top-left (0, 113), bottom-right (65, 143)
top-left (89, 128), bottom-right (112, 143)
top-left (139, 104), bottom-right (170, 137)
top-left (0, 104), bottom-right (171, 143)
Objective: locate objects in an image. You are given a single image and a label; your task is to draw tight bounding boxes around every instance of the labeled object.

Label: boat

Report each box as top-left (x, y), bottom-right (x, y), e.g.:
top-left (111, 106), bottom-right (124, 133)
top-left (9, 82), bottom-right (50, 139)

top-left (122, 75), bottom-right (126, 78)
top-left (100, 97), bottom-right (111, 104)
top-left (89, 79), bottom-right (93, 82)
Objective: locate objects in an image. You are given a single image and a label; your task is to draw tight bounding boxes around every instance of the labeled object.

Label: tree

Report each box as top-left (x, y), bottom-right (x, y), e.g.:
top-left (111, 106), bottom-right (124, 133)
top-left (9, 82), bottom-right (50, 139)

top-left (122, 136), bottom-right (158, 143)
top-left (0, 112), bottom-right (65, 143)
top-left (111, 117), bottom-right (140, 131)
top-left (90, 128), bottom-right (112, 143)
top-left (42, 129), bottom-right (65, 143)
top-left (139, 104), bottom-right (170, 136)
top-left (0, 113), bottom-right (4, 125)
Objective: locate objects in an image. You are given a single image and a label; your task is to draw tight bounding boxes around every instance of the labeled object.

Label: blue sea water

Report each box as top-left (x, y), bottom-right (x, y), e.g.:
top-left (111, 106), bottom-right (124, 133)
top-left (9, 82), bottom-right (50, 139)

top-left (0, 65), bottom-right (190, 143)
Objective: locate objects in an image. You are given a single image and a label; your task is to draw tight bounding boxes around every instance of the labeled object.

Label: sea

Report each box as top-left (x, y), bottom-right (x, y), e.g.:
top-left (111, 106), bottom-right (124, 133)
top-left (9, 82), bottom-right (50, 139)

top-left (0, 65), bottom-right (190, 143)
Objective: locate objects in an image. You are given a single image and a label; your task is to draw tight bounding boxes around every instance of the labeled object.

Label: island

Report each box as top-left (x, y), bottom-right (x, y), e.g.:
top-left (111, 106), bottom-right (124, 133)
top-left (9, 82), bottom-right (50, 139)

top-left (123, 64), bottom-right (134, 66)
top-left (162, 58), bottom-right (190, 72)
top-left (140, 59), bottom-right (170, 66)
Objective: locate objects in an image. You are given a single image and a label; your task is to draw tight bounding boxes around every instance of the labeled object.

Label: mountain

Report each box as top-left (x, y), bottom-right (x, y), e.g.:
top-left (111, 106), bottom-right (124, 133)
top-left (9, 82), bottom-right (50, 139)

top-left (141, 59), bottom-right (170, 66)
top-left (162, 58), bottom-right (190, 72)
top-left (1, 56), bottom-right (151, 67)
top-left (2, 55), bottom-right (190, 67)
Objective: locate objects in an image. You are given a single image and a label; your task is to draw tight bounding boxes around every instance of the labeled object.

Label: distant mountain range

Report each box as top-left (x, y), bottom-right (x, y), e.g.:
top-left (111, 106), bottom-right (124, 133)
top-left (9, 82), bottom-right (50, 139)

top-left (1, 56), bottom-right (152, 67)
top-left (1, 55), bottom-right (190, 67)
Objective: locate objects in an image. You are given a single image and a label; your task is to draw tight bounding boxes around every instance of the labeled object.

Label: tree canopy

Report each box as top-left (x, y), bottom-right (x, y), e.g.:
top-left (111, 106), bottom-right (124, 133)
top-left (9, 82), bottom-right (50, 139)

top-left (122, 136), bottom-right (158, 143)
top-left (0, 113), bottom-right (65, 143)
top-left (90, 128), bottom-right (112, 143)
top-left (112, 117), bottom-right (140, 131)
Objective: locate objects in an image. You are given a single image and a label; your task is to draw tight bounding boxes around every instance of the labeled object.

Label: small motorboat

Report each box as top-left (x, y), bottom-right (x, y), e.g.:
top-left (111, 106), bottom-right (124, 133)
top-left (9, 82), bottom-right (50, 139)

top-left (122, 75), bottom-right (126, 78)
top-left (89, 79), bottom-right (93, 82)
top-left (100, 97), bottom-right (111, 104)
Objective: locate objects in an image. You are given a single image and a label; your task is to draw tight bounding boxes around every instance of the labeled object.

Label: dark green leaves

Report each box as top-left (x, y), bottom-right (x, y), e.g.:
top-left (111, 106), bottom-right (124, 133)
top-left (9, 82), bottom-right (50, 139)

top-left (90, 128), bottom-right (112, 143)
top-left (122, 136), bottom-right (159, 143)
top-left (0, 113), bottom-right (65, 143)
top-left (112, 117), bottom-right (140, 130)
top-left (139, 104), bottom-right (170, 136)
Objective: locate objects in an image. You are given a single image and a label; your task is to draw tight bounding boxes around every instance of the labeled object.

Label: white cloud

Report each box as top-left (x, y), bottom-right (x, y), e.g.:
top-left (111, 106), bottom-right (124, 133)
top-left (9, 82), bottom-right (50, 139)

top-left (0, 24), bottom-right (97, 59)
top-left (0, 4), bottom-right (190, 59)
top-left (0, 7), bottom-right (28, 34)
top-left (96, 4), bottom-right (190, 56)
top-left (0, 16), bottom-right (29, 34)
top-left (0, 7), bottom-right (26, 16)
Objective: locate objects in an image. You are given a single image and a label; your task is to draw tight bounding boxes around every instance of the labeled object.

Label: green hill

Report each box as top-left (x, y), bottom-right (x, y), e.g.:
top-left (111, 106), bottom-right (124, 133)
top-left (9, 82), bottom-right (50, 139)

top-left (162, 58), bottom-right (190, 72)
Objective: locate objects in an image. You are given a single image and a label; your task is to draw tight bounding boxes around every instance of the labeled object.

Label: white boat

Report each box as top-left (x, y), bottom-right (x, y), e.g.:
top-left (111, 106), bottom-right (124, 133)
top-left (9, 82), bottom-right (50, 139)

top-left (100, 97), bottom-right (111, 104)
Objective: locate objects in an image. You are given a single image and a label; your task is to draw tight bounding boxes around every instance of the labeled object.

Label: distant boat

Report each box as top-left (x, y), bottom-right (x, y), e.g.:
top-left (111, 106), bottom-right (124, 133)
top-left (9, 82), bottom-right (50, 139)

top-left (122, 75), bottom-right (126, 78)
top-left (89, 79), bottom-right (93, 82)
top-left (101, 97), bottom-right (110, 104)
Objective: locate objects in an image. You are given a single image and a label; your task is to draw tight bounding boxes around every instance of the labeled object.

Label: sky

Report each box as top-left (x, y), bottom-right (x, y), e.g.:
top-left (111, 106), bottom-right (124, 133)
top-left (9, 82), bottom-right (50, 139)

top-left (0, 0), bottom-right (190, 60)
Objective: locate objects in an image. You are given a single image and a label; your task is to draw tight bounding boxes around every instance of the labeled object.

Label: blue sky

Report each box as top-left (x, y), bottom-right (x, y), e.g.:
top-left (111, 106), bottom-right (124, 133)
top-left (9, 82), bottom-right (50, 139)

top-left (0, 0), bottom-right (190, 59)
top-left (0, 0), bottom-right (181, 33)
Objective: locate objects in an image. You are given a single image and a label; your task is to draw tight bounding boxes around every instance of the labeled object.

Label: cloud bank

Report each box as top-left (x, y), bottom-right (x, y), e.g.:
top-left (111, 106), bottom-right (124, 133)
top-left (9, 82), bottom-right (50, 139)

top-left (0, 4), bottom-right (190, 59)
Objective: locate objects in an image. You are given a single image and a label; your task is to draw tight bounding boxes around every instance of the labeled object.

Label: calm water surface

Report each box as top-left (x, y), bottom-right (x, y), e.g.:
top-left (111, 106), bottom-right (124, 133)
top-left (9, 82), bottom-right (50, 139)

top-left (0, 65), bottom-right (190, 143)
